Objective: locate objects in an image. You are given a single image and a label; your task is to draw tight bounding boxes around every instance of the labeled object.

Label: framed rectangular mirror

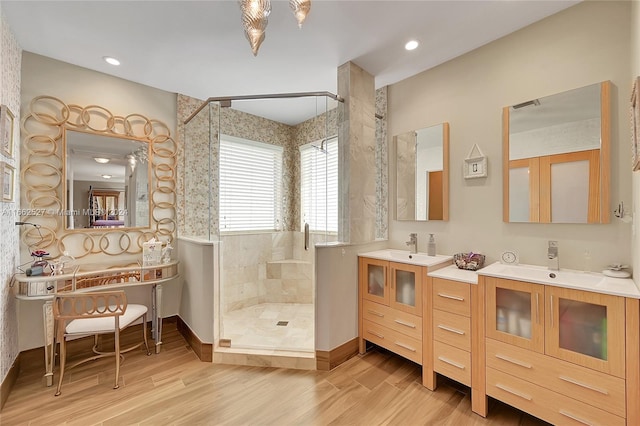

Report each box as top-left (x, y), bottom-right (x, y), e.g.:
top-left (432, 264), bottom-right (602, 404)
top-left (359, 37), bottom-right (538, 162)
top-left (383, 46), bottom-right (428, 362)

top-left (503, 81), bottom-right (610, 224)
top-left (395, 122), bottom-right (449, 221)
top-left (64, 129), bottom-right (151, 230)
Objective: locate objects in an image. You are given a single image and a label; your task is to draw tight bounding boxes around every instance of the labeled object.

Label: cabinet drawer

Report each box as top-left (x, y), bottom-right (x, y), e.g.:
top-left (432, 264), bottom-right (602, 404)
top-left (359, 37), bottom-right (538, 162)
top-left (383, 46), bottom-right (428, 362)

top-left (363, 320), bottom-right (422, 364)
top-left (432, 278), bottom-right (471, 316)
top-left (433, 309), bottom-right (470, 351)
top-left (362, 299), bottom-right (422, 340)
top-left (486, 339), bottom-right (625, 417)
top-left (433, 341), bottom-right (470, 386)
top-left (487, 367), bottom-right (624, 426)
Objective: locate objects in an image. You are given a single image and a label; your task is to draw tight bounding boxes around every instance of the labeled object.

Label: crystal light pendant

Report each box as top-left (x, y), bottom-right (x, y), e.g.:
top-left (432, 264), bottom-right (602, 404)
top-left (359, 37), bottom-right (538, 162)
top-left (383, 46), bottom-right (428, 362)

top-left (289, 0), bottom-right (311, 28)
top-left (239, 0), bottom-right (271, 56)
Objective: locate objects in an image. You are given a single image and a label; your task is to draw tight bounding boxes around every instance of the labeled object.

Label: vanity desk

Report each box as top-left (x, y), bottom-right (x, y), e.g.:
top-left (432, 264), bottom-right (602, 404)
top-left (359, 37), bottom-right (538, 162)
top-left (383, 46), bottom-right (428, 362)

top-left (14, 260), bottom-right (179, 386)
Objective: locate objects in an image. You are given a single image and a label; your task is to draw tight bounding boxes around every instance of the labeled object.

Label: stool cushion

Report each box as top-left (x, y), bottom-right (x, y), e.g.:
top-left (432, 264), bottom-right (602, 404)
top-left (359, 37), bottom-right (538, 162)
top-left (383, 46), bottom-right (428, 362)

top-left (65, 304), bottom-right (148, 335)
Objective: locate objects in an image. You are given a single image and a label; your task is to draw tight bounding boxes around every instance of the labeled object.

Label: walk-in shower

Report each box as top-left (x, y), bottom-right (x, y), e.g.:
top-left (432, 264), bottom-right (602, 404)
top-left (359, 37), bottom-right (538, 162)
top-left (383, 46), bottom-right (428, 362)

top-left (182, 92), bottom-right (343, 363)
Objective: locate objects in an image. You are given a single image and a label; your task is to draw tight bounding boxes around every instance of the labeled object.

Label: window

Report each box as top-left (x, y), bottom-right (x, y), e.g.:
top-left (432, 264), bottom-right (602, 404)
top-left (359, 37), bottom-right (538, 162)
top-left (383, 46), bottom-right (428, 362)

top-left (219, 135), bottom-right (283, 232)
top-left (300, 137), bottom-right (338, 233)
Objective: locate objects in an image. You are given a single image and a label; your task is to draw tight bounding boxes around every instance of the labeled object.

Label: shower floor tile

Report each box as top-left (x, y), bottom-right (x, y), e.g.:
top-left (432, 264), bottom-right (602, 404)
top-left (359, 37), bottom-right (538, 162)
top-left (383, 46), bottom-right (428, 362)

top-left (222, 303), bottom-right (314, 352)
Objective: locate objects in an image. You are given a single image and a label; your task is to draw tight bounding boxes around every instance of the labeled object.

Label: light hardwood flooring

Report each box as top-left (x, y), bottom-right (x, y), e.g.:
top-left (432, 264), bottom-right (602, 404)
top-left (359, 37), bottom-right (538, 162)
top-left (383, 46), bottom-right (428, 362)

top-left (1, 320), bottom-right (550, 425)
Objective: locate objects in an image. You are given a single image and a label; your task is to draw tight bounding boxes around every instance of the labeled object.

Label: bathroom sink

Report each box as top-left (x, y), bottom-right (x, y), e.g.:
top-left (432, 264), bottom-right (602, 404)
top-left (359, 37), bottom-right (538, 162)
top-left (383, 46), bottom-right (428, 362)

top-left (358, 249), bottom-right (452, 267)
top-left (487, 263), bottom-right (605, 287)
top-left (479, 262), bottom-right (640, 298)
top-left (389, 250), bottom-right (431, 262)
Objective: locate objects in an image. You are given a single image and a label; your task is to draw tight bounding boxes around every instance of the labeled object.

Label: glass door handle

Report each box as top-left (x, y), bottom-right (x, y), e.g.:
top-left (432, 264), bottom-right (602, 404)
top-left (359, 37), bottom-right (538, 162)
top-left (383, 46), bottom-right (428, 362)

top-left (304, 222), bottom-right (309, 251)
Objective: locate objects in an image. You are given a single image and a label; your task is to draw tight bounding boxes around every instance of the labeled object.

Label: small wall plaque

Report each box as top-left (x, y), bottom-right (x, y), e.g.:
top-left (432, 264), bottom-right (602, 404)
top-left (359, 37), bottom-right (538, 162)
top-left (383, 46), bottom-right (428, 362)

top-left (464, 143), bottom-right (487, 179)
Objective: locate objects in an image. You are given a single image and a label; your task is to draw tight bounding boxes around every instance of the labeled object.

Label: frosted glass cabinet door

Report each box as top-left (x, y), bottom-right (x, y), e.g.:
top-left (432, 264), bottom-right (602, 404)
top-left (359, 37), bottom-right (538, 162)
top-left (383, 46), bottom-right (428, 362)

top-left (389, 262), bottom-right (423, 316)
top-left (359, 257), bottom-right (389, 306)
top-left (550, 160), bottom-right (589, 223)
top-left (545, 286), bottom-right (625, 377)
top-left (509, 167), bottom-right (531, 222)
top-left (486, 277), bottom-right (545, 352)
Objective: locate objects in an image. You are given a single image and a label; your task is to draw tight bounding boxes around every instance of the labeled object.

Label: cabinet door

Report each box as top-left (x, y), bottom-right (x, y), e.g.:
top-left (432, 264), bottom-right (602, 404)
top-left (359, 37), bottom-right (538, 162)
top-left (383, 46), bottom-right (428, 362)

top-left (486, 277), bottom-right (544, 353)
top-left (545, 286), bottom-right (625, 378)
top-left (389, 262), bottom-right (423, 316)
top-left (359, 257), bottom-right (389, 306)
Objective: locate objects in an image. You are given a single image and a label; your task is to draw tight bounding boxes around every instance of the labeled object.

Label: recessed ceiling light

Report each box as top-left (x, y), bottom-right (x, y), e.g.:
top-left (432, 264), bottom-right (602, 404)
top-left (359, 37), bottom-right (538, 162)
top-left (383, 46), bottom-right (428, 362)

top-left (94, 157), bottom-right (110, 164)
top-left (405, 40), bottom-right (419, 51)
top-left (101, 174), bottom-right (112, 179)
top-left (103, 56), bottom-right (120, 66)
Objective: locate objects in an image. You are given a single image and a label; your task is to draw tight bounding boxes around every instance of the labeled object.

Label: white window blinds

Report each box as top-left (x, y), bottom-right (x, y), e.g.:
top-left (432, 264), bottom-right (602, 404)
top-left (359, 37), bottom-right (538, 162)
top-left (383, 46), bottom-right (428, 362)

top-left (220, 135), bottom-right (283, 232)
top-left (300, 137), bottom-right (338, 233)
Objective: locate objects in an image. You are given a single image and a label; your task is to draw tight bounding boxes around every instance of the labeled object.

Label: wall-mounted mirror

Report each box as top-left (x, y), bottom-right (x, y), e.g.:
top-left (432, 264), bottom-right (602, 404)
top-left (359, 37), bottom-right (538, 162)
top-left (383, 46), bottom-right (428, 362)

top-left (64, 130), bottom-right (151, 230)
top-left (503, 81), bottom-right (610, 223)
top-left (395, 122), bottom-right (449, 221)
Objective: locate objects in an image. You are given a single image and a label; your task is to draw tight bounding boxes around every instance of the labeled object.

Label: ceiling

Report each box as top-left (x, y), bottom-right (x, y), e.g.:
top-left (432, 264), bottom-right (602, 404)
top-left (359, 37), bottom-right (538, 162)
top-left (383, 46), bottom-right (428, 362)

top-left (1, 0), bottom-right (579, 125)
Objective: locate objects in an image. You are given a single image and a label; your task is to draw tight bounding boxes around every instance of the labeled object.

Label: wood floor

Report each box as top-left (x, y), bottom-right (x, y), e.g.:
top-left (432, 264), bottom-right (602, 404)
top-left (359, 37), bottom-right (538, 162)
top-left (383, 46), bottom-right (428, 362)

top-left (1, 321), bottom-right (550, 425)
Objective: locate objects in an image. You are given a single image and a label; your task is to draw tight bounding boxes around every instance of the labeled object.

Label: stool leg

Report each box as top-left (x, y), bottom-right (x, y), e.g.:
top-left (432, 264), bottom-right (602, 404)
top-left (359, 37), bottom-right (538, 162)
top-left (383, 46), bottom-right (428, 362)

top-left (142, 313), bottom-right (151, 356)
top-left (55, 338), bottom-right (66, 396)
top-left (92, 334), bottom-right (99, 354)
top-left (114, 325), bottom-right (120, 389)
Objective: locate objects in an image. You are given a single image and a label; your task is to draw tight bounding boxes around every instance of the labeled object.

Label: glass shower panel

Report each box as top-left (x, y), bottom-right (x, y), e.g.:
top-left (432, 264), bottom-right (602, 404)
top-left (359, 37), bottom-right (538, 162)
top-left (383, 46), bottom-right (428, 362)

top-left (216, 95), bottom-right (338, 352)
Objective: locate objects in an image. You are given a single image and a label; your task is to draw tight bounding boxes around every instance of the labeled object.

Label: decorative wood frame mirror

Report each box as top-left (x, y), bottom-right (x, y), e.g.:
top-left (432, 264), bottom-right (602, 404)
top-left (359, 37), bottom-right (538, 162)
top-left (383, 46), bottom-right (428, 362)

top-left (503, 81), bottom-right (610, 224)
top-left (21, 96), bottom-right (177, 258)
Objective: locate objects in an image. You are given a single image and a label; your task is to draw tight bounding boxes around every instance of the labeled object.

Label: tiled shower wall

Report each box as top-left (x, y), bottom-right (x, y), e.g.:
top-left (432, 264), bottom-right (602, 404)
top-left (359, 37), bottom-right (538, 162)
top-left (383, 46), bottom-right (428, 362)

top-left (0, 9), bottom-right (21, 385)
top-left (177, 95), bottom-right (340, 313)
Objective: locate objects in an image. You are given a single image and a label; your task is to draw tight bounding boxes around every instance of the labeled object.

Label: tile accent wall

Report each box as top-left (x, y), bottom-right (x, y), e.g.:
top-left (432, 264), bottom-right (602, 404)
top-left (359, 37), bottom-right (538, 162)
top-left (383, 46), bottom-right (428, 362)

top-left (375, 86), bottom-right (388, 240)
top-left (177, 95), bottom-right (214, 239)
top-left (0, 10), bottom-right (21, 384)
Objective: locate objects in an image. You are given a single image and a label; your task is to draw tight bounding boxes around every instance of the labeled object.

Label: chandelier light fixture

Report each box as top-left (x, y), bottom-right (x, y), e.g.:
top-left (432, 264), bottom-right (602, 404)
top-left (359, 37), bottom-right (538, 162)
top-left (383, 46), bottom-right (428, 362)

top-left (239, 0), bottom-right (311, 56)
top-left (289, 0), bottom-right (311, 28)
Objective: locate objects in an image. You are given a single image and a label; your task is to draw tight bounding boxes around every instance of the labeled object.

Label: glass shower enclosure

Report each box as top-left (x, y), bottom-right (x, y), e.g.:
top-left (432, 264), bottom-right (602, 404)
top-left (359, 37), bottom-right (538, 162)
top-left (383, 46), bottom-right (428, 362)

top-left (183, 92), bottom-right (342, 356)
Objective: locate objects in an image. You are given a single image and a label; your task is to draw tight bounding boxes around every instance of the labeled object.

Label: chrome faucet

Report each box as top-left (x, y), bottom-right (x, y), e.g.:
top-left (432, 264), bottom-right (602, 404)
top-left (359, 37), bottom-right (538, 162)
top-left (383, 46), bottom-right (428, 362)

top-left (406, 233), bottom-right (418, 254)
top-left (547, 240), bottom-right (559, 270)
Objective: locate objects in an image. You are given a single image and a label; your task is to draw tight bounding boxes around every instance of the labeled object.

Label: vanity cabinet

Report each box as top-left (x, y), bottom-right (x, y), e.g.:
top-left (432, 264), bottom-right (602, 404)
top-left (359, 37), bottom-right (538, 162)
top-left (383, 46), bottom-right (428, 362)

top-left (358, 257), bottom-right (425, 364)
top-left (478, 275), bottom-right (638, 425)
top-left (485, 278), bottom-right (545, 352)
top-left (545, 286), bottom-right (625, 377)
top-left (430, 278), bottom-right (472, 388)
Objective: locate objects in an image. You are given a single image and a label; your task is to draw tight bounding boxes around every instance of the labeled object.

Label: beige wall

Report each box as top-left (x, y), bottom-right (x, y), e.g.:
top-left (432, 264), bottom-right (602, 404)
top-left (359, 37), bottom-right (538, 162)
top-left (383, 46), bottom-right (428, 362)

top-left (18, 53), bottom-right (180, 350)
top-left (388, 1), bottom-right (633, 273)
top-left (632, 2), bottom-right (640, 283)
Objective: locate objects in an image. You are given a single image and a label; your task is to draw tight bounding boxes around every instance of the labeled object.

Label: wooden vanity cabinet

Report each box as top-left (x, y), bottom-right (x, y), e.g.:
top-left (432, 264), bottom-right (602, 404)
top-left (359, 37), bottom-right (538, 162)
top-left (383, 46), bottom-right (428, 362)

top-left (476, 276), bottom-right (640, 425)
top-left (424, 277), bottom-right (473, 390)
top-left (358, 257), bottom-right (425, 365)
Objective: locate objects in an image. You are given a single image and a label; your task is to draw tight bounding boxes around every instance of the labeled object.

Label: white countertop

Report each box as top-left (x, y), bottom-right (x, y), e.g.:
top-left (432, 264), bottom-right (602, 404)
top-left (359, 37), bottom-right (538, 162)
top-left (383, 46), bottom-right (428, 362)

top-left (358, 249), bottom-right (452, 268)
top-left (428, 264), bottom-right (478, 284)
top-left (478, 261), bottom-right (640, 299)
